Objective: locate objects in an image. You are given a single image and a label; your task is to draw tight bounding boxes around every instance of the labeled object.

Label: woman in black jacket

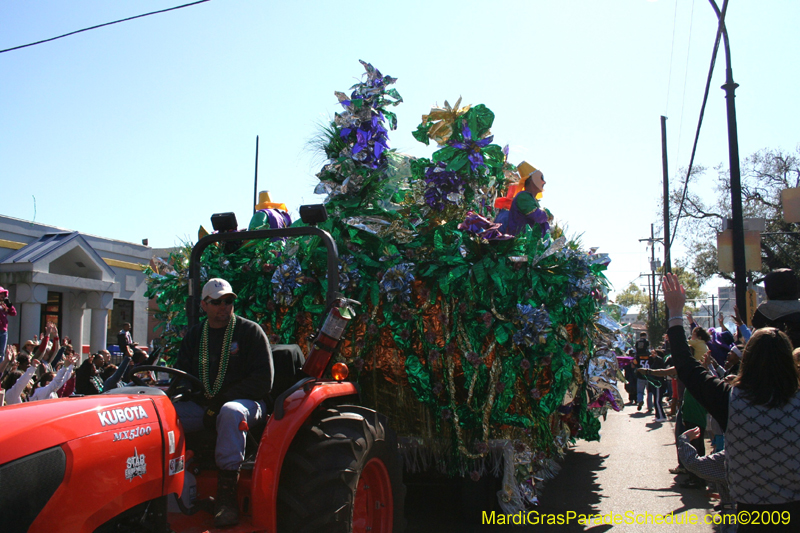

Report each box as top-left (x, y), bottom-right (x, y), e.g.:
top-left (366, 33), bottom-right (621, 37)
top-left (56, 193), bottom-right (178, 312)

top-left (662, 272), bottom-right (800, 531)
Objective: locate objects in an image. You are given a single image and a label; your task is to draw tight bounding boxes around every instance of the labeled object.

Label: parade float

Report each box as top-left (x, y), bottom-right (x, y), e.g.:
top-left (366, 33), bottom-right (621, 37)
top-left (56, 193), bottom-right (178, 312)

top-left (146, 61), bottom-right (622, 512)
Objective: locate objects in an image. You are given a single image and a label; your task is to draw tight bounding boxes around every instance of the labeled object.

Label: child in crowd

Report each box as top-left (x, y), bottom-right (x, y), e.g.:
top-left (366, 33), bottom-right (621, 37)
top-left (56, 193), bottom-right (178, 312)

top-left (678, 427), bottom-right (737, 532)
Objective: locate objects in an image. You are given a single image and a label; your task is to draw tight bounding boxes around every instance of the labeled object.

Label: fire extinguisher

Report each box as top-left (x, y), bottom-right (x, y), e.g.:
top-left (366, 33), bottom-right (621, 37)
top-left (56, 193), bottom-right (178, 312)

top-left (302, 298), bottom-right (359, 378)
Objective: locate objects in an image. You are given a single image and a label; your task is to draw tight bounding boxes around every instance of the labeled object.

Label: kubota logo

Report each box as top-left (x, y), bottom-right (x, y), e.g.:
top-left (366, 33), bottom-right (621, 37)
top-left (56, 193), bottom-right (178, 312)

top-left (99, 405), bottom-right (149, 427)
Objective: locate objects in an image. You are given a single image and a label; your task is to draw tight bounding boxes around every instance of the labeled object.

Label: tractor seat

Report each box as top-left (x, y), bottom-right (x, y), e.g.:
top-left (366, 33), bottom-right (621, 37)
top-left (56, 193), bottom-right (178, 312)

top-left (269, 344), bottom-right (307, 402)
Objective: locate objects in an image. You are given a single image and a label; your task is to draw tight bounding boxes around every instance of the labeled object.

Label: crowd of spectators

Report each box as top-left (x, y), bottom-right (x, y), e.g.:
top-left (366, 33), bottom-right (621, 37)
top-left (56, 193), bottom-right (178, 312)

top-left (621, 269), bottom-right (800, 532)
top-left (0, 321), bottom-right (161, 405)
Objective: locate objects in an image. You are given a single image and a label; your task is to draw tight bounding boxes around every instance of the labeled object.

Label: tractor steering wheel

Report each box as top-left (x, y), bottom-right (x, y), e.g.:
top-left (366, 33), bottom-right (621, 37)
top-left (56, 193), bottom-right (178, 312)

top-left (129, 365), bottom-right (205, 400)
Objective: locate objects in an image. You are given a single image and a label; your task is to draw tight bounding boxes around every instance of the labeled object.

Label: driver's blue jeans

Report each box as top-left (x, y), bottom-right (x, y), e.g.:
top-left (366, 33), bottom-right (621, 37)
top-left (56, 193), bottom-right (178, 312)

top-left (174, 399), bottom-right (266, 471)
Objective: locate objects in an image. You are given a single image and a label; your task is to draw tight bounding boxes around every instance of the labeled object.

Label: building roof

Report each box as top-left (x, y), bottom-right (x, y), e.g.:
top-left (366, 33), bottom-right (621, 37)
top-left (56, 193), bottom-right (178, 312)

top-left (1, 232), bottom-right (117, 282)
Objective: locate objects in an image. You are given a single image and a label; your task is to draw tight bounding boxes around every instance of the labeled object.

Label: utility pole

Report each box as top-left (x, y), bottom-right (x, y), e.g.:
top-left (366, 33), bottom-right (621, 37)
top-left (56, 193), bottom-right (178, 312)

top-left (639, 225), bottom-right (663, 329)
top-left (711, 295), bottom-right (716, 328)
top-left (661, 116), bottom-right (672, 329)
top-left (253, 135), bottom-right (259, 214)
top-left (709, 0), bottom-right (746, 315)
top-left (661, 116), bottom-right (672, 276)
top-left (650, 225), bottom-right (657, 323)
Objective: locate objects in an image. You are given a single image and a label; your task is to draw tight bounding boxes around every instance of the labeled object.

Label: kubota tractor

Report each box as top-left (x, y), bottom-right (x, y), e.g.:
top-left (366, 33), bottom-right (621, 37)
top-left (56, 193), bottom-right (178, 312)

top-left (0, 219), bottom-right (406, 533)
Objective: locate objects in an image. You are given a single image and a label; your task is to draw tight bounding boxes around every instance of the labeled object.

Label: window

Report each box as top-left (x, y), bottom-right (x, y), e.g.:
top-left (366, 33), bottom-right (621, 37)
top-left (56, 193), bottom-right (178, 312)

top-left (109, 299), bottom-right (134, 343)
top-left (40, 292), bottom-right (62, 333)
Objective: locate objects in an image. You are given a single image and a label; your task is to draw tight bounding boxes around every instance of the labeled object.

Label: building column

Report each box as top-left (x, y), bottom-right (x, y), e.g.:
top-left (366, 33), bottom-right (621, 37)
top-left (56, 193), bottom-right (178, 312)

top-left (68, 292), bottom-right (87, 359)
top-left (90, 309), bottom-right (108, 353)
top-left (88, 291), bottom-right (114, 354)
top-left (20, 302), bottom-right (42, 344)
top-left (15, 283), bottom-right (48, 344)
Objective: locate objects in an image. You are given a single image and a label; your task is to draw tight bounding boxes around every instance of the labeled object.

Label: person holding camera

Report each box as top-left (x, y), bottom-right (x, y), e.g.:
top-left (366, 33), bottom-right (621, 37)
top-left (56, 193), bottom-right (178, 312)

top-left (0, 286), bottom-right (17, 362)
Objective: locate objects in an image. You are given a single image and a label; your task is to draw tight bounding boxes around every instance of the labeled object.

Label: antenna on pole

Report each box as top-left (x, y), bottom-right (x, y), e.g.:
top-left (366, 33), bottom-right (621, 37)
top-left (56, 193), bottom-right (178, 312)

top-left (253, 135), bottom-right (259, 214)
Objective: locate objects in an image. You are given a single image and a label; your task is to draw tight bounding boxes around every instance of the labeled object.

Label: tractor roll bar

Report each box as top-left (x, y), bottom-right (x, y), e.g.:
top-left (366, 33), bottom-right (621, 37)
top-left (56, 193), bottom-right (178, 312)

top-left (187, 226), bottom-right (342, 327)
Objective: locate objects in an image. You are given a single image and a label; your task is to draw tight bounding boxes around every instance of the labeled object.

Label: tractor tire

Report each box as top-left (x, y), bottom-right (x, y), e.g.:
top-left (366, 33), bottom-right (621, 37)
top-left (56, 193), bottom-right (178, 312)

top-left (277, 405), bottom-right (406, 533)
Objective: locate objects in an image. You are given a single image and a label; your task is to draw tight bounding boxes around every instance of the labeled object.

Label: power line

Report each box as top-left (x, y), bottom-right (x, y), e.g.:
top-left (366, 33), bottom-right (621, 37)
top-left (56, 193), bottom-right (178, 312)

top-left (673, 0), bottom-right (697, 178)
top-left (0, 0), bottom-right (211, 55)
top-left (669, 0), bottom-right (730, 253)
top-left (664, 0), bottom-right (680, 115)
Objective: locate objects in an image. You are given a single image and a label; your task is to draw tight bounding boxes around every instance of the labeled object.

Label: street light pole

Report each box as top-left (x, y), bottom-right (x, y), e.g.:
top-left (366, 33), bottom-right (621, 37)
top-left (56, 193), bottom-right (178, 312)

top-left (709, 0), bottom-right (747, 317)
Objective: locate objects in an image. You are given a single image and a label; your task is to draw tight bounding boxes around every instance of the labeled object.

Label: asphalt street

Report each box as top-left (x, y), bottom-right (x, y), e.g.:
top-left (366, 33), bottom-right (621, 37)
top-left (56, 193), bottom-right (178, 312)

top-left (405, 405), bottom-right (718, 532)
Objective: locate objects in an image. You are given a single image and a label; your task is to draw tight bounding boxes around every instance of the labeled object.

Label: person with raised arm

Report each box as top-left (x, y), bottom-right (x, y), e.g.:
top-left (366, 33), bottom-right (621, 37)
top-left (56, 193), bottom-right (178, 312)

top-left (663, 272), bottom-right (800, 530)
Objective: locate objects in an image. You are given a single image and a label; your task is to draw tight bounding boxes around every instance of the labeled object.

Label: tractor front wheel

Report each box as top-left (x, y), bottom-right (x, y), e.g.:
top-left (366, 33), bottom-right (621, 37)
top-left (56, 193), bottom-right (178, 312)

top-left (277, 406), bottom-right (406, 533)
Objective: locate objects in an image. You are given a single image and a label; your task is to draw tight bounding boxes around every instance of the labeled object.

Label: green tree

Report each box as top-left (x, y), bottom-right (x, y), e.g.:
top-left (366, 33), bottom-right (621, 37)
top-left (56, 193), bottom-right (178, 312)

top-left (614, 267), bottom-right (704, 342)
top-left (670, 145), bottom-right (800, 282)
top-left (616, 283), bottom-right (647, 308)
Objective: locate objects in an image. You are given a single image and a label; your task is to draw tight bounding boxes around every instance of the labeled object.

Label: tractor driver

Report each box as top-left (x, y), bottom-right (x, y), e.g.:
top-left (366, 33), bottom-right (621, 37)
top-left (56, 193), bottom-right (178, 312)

top-left (175, 278), bottom-right (274, 528)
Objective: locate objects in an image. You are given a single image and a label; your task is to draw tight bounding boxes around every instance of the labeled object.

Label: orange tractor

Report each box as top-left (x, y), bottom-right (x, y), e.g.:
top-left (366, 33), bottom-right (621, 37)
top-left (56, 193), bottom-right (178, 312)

top-left (0, 219), bottom-right (405, 533)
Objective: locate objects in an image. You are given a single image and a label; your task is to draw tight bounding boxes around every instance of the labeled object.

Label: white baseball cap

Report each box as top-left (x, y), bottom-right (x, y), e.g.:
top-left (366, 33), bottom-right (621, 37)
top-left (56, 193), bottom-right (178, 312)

top-left (201, 278), bottom-right (237, 301)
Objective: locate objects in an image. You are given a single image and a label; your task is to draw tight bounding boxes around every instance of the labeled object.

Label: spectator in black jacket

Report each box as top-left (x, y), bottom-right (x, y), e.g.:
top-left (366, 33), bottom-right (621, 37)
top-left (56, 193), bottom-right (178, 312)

top-left (751, 268), bottom-right (800, 348)
top-left (663, 272), bottom-right (800, 531)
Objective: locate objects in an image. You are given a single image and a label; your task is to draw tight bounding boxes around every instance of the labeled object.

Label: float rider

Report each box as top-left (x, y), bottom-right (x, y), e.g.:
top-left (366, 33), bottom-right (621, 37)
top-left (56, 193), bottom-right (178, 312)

top-left (497, 161), bottom-right (551, 237)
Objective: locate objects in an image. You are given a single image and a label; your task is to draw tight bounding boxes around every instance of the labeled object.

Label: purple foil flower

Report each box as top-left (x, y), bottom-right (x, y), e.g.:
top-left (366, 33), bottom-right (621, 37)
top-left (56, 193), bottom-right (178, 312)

top-left (449, 123), bottom-right (494, 171)
top-left (511, 304), bottom-right (552, 347)
top-left (271, 258), bottom-right (303, 306)
top-left (329, 62), bottom-right (401, 174)
top-left (423, 162), bottom-right (463, 211)
top-left (457, 211), bottom-right (513, 241)
top-left (379, 263), bottom-right (415, 303)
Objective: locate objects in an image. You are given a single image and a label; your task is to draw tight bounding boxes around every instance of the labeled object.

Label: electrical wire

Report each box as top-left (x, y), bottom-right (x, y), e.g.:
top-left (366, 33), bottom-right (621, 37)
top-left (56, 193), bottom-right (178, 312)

top-left (0, 0), bottom-right (211, 54)
top-left (668, 0), bottom-right (730, 254)
top-left (664, 0), bottom-right (680, 115)
top-left (657, 0), bottom-right (730, 306)
top-left (673, 0), bottom-right (697, 182)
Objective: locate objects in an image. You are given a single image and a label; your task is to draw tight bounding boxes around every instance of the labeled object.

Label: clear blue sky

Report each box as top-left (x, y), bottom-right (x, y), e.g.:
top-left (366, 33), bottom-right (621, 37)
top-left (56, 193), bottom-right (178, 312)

top-left (2, 0), bottom-right (798, 298)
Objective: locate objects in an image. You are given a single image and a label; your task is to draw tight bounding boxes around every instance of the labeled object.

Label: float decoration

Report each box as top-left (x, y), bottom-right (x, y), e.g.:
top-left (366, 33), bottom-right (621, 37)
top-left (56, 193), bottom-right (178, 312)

top-left (145, 61), bottom-right (621, 511)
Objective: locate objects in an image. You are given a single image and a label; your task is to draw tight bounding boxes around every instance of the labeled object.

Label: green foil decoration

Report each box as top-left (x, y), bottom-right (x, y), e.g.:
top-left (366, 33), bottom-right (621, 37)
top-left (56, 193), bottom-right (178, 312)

top-left (145, 62), bottom-right (619, 500)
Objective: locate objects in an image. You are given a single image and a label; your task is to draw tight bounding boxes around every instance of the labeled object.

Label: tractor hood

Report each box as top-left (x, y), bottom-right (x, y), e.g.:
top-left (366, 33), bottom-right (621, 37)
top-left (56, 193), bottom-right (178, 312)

top-left (0, 393), bottom-right (164, 465)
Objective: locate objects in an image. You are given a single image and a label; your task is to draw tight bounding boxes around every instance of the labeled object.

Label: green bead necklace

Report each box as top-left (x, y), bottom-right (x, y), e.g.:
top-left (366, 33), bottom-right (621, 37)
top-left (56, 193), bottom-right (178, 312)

top-left (199, 314), bottom-right (235, 399)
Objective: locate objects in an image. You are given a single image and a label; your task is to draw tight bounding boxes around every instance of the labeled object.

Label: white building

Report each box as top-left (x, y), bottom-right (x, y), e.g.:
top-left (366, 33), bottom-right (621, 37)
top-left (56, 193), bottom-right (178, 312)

top-left (0, 215), bottom-right (155, 354)
top-left (620, 304), bottom-right (644, 326)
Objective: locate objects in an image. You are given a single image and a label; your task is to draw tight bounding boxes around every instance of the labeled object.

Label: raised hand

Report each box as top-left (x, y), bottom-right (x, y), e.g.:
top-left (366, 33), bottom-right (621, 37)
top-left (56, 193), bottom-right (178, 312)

top-left (662, 273), bottom-right (687, 316)
top-left (732, 305), bottom-right (744, 326)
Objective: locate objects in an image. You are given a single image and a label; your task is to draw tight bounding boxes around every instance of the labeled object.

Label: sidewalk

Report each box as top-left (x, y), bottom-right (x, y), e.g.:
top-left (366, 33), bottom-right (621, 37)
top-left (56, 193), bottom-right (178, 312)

top-left (406, 404), bottom-right (718, 532)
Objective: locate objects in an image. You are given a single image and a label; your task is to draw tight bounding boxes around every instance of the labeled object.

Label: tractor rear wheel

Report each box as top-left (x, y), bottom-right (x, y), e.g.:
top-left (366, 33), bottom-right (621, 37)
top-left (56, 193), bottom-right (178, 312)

top-left (277, 406), bottom-right (406, 533)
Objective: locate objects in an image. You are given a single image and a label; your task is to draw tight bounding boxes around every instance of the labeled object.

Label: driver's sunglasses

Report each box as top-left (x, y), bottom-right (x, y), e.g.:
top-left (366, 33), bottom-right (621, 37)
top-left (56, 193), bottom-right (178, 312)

top-left (206, 296), bottom-right (235, 306)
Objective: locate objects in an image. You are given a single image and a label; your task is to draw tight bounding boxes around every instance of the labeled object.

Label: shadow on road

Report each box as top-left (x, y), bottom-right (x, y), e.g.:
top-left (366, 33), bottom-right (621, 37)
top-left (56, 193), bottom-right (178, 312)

top-left (405, 447), bottom-right (606, 532)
